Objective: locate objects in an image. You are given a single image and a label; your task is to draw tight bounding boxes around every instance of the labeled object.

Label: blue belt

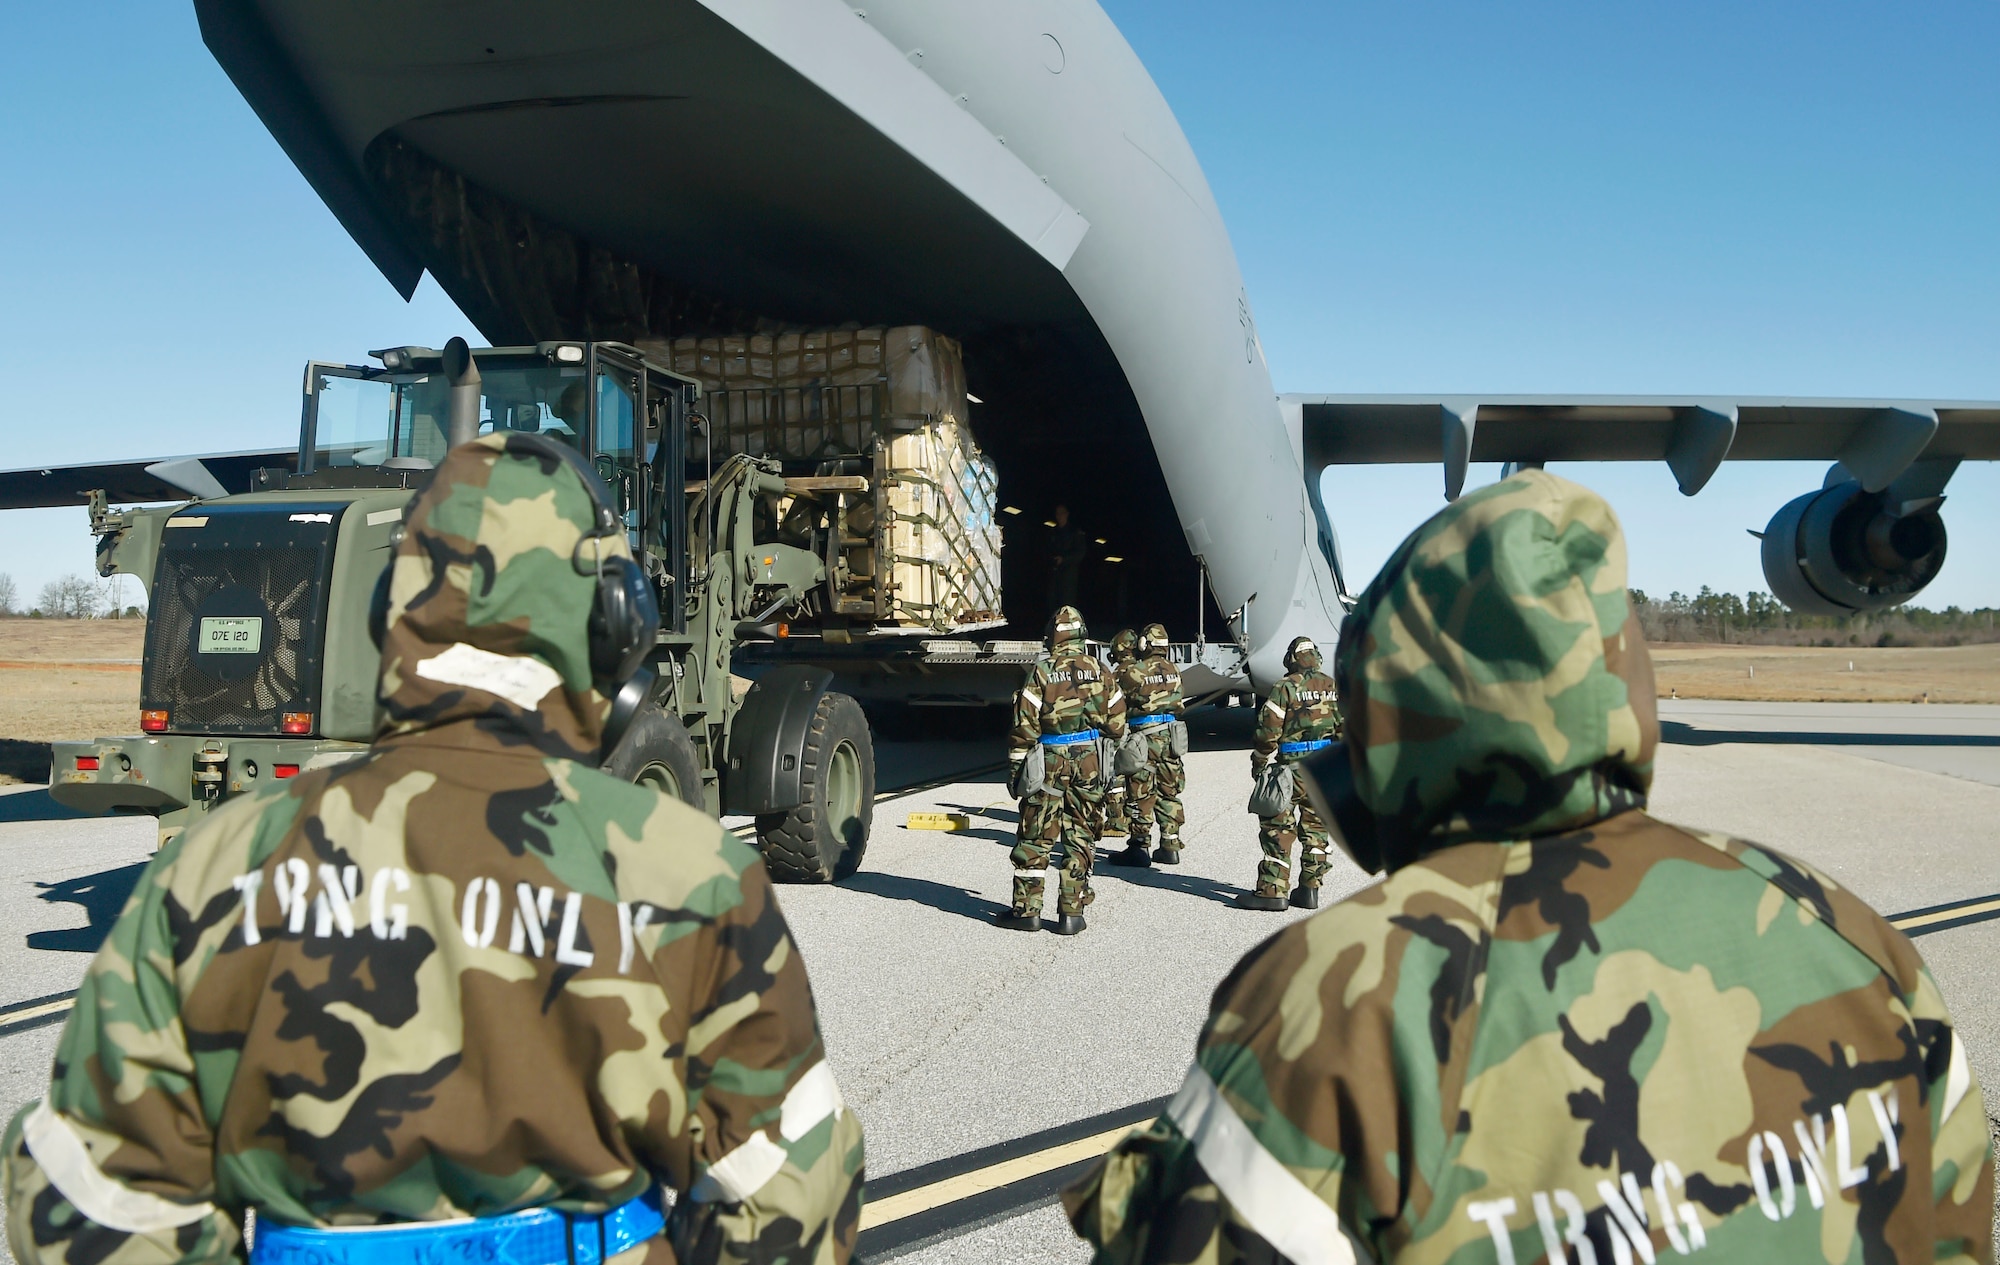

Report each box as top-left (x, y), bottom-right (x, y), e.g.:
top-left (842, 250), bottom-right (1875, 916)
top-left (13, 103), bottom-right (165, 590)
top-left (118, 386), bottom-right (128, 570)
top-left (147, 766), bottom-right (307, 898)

top-left (1279, 739), bottom-right (1333, 755)
top-left (1130, 713), bottom-right (1177, 728)
top-left (250, 1190), bottom-right (664, 1265)
top-left (1040, 729), bottom-right (1100, 746)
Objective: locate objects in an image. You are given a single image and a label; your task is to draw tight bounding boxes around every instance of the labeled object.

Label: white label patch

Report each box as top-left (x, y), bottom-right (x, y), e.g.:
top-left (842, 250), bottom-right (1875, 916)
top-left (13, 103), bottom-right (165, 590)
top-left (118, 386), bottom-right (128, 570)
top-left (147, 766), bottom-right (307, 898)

top-left (416, 643), bottom-right (564, 711)
top-left (199, 616), bottom-right (262, 655)
top-left (289, 513), bottom-right (334, 524)
top-left (165, 516), bottom-right (208, 528)
top-left (366, 508), bottom-right (404, 526)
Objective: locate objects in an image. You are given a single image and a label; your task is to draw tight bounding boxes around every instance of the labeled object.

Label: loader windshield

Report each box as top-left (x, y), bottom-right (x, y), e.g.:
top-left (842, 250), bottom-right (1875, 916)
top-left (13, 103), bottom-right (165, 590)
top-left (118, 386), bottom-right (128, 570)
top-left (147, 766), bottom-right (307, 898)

top-left (308, 360), bottom-right (588, 469)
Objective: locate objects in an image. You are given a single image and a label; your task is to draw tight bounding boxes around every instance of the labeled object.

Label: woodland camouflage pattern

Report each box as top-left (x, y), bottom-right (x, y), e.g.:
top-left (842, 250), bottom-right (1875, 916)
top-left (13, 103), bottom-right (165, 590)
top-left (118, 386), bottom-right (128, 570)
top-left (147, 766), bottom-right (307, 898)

top-left (1249, 638), bottom-right (1342, 897)
top-left (1102, 630), bottom-right (1142, 836)
top-left (1118, 624), bottom-right (1186, 852)
top-left (1068, 472), bottom-right (1991, 1264)
top-left (1009, 607), bottom-right (1128, 919)
top-left (3, 435), bottom-right (864, 1265)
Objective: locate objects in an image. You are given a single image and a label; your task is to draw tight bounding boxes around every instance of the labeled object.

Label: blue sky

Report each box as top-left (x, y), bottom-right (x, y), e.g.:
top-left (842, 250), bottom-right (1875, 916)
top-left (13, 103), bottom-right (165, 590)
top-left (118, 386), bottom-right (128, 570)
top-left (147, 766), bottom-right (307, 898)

top-left (1, 2), bottom-right (1995, 611)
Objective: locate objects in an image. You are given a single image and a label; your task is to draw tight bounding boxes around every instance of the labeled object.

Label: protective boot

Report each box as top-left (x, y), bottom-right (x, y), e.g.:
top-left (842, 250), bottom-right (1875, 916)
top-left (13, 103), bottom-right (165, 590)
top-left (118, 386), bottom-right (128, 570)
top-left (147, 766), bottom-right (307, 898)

top-left (1235, 891), bottom-right (1286, 912)
top-left (1152, 840), bottom-right (1181, 865)
top-left (994, 910), bottom-right (1041, 932)
top-left (1288, 886), bottom-right (1323, 910)
top-left (1053, 913), bottom-right (1087, 935)
top-left (1109, 843), bottom-right (1151, 868)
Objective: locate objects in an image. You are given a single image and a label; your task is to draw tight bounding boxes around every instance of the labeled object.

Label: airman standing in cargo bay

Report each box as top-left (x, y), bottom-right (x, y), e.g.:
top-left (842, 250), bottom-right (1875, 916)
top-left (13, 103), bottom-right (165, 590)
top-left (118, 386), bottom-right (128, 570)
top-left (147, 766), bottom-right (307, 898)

top-left (4, 435), bottom-right (865, 1265)
top-left (1238, 634), bottom-right (1342, 910)
top-left (1067, 472), bottom-right (1992, 1265)
top-left (1099, 628), bottom-right (1143, 840)
top-left (1046, 503), bottom-right (1087, 614)
top-left (1000, 605), bottom-right (1127, 935)
top-left (1110, 623), bottom-right (1187, 868)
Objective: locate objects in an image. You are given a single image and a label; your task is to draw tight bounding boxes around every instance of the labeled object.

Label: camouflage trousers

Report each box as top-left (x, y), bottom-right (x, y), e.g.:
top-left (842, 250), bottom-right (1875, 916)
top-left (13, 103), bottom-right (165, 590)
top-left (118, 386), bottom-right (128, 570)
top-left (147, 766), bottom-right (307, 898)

top-left (1124, 732), bottom-right (1185, 849)
top-left (1099, 781), bottom-right (1130, 836)
top-left (1012, 747), bottom-right (1105, 918)
top-left (1255, 794), bottom-right (1330, 897)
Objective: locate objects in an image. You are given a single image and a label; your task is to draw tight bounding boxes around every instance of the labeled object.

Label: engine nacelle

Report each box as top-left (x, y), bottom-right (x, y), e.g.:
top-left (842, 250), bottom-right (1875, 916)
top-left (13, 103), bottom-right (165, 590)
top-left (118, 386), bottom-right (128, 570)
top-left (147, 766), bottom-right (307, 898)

top-left (1760, 481), bottom-right (1947, 617)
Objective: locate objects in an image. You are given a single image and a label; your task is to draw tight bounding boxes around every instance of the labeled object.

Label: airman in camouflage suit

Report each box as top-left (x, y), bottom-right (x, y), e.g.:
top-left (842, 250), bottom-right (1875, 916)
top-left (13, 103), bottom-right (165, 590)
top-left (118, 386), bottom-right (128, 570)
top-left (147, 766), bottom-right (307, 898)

top-left (1066, 471), bottom-right (1992, 1265)
top-left (1240, 635), bottom-right (1342, 910)
top-left (1101, 629), bottom-right (1143, 840)
top-left (4, 435), bottom-right (865, 1265)
top-left (1001, 606), bottom-right (1128, 935)
top-left (1109, 624), bottom-right (1186, 867)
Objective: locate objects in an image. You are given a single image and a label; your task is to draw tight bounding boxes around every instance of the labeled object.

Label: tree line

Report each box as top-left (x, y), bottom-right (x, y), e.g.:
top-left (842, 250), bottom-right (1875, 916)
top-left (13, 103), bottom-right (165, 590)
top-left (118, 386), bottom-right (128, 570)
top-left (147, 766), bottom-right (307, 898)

top-left (0, 572), bottom-right (145, 620)
top-left (3, 568), bottom-right (1995, 645)
top-left (1629, 587), bottom-right (2000, 647)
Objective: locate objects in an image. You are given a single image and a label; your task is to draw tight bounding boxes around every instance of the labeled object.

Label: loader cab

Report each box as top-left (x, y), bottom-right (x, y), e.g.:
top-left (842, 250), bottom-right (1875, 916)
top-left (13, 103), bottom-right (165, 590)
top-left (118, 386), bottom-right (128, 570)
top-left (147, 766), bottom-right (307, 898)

top-left (298, 342), bottom-right (699, 634)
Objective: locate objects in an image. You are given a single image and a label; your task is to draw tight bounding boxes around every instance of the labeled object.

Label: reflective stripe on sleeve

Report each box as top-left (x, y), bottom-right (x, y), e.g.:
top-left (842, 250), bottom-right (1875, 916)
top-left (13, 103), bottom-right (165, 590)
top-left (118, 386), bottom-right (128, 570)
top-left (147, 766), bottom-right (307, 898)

top-left (1942, 1030), bottom-right (1972, 1124)
top-left (694, 1133), bottom-right (788, 1204)
top-left (1108, 690), bottom-right (1125, 709)
top-left (1165, 1065), bottom-right (1365, 1265)
top-left (1020, 688), bottom-right (1043, 712)
top-left (692, 1062), bottom-right (846, 1204)
top-left (1263, 698), bottom-right (1286, 716)
top-left (780, 1061), bottom-right (845, 1141)
top-left (22, 1101), bottom-right (217, 1234)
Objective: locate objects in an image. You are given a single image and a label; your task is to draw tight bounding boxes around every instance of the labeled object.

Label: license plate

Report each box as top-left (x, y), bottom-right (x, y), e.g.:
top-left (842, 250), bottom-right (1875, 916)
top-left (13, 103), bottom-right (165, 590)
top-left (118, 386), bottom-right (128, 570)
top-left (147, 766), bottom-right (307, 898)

top-left (199, 617), bottom-right (262, 655)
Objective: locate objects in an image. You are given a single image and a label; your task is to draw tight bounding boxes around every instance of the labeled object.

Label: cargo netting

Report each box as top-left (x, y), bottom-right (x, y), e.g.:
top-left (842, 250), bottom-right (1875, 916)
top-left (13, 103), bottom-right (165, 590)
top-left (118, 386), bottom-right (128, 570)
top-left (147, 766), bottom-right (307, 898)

top-left (664, 327), bottom-right (1002, 633)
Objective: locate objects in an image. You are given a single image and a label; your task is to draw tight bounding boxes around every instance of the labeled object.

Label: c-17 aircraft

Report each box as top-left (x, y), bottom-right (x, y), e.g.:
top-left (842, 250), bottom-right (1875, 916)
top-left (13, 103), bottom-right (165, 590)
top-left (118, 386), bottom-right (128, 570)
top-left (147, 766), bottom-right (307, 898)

top-left (4, 1), bottom-right (1996, 687)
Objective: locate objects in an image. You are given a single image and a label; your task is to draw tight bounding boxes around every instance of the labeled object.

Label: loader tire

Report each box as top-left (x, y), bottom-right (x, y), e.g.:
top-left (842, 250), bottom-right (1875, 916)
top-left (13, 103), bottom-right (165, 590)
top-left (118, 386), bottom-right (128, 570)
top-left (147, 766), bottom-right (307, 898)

top-left (757, 691), bottom-right (874, 882)
top-left (601, 703), bottom-right (706, 810)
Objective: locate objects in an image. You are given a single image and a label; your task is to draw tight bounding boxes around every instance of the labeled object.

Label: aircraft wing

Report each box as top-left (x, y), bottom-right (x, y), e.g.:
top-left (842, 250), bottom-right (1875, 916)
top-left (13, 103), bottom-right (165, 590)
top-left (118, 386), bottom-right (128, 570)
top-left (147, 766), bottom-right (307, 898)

top-left (0, 450), bottom-right (296, 511)
top-left (1284, 395), bottom-right (2000, 500)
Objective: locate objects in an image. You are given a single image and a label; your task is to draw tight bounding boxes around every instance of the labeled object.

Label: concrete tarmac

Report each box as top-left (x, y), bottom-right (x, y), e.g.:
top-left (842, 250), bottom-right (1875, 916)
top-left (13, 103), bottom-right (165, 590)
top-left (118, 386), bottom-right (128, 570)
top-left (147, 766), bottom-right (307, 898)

top-left (0, 701), bottom-right (1994, 1263)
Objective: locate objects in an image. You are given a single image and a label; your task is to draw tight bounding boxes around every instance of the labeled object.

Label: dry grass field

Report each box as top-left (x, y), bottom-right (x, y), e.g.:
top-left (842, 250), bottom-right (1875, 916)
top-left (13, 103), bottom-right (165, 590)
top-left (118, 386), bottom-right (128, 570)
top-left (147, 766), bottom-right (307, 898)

top-left (1650, 640), bottom-right (2000, 704)
top-left (0, 623), bottom-right (1996, 778)
top-left (0, 619), bottom-right (146, 780)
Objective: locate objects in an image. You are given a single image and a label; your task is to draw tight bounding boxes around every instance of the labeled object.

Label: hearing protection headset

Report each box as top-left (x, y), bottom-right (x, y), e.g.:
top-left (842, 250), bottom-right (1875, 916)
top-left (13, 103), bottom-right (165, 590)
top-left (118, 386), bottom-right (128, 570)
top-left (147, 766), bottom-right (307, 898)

top-left (368, 432), bottom-right (662, 747)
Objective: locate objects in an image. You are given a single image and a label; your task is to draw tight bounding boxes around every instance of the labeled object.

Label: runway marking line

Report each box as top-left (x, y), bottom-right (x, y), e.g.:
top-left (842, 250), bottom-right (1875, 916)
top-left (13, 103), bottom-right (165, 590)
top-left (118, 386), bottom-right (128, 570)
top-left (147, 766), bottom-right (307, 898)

top-left (0, 989), bottom-right (82, 1038)
top-left (3, 998), bottom-right (79, 1024)
top-left (1893, 894), bottom-right (2000, 935)
top-left (858, 1123), bottom-right (1135, 1231)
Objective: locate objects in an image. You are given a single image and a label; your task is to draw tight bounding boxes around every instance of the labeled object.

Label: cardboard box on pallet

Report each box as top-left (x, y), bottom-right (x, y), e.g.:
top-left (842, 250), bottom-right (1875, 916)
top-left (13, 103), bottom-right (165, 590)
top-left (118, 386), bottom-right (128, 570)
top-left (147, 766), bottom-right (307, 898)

top-left (659, 326), bottom-right (1000, 633)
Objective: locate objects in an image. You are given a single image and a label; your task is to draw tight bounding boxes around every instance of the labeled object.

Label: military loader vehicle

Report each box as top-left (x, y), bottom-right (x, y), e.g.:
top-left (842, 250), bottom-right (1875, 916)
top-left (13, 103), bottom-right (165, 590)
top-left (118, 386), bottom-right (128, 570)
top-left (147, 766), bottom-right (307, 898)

top-left (51, 339), bottom-right (875, 883)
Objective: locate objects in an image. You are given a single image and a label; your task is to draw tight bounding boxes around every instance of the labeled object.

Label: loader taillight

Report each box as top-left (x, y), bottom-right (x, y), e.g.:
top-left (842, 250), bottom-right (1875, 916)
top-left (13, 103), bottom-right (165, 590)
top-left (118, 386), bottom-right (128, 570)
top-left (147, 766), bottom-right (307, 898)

top-left (274, 764), bottom-right (300, 779)
top-left (281, 712), bottom-right (313, 735)
top-left (141, 710), bottom-right (169, 732)
top-left (74, 756), bottom-right (99, 771)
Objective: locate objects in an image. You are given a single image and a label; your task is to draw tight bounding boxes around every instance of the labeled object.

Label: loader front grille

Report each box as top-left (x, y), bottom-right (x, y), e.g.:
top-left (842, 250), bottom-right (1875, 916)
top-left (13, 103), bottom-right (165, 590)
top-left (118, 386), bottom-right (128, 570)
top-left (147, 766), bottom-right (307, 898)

top-left (141, 504), bottom-right (343, 734)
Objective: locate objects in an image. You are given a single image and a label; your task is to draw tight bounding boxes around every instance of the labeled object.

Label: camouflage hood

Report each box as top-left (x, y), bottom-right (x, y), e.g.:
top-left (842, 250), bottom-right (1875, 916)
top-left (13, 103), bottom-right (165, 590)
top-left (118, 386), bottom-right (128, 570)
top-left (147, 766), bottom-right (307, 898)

top-left (1048, 604), bottom-right (1088, 654)
top-left (1284, 636), bottom-right (1324, 674)
top-left (376, 435), bottom-right (626, 760)
top-left (1335, 471), bottom-right (1656, 850)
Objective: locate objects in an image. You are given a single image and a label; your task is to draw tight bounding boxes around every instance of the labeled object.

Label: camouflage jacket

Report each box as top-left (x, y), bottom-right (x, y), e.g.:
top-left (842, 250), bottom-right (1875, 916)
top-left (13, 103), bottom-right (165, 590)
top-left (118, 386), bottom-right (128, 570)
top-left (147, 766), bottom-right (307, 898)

top-left (1065, 810), bottom-right (1993, 1264)
top-left (1010, 614), bottom-right (1128, 761)
top-left (1117, 653), bottom-right (1184, 724)
top-left (1067, 473), bottom-right (1990, 1264)
top-left (4, 435), bottom-right (864, 1265)
top-left (1251, 667), bottom-right (1341, 771)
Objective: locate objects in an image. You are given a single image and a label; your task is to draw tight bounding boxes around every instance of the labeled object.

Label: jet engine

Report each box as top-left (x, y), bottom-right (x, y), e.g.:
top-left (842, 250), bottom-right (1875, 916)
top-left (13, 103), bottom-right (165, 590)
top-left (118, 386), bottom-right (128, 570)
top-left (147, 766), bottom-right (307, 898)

top-left (1760, 479), bottom-right (1947, 617)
